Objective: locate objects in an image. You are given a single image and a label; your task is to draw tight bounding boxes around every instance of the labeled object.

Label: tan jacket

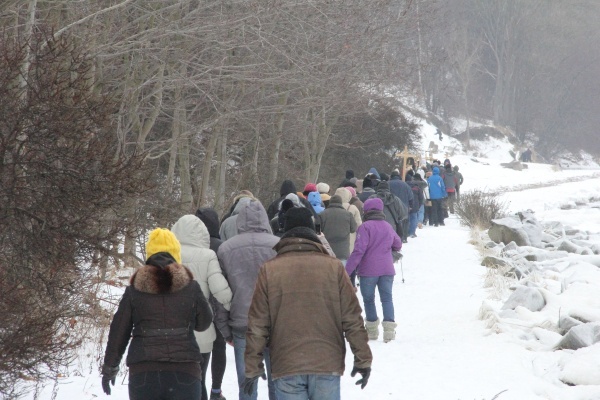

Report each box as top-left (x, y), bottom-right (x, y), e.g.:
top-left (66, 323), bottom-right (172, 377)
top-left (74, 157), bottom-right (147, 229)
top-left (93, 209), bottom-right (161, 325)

top-left (245, 237), bottom-right (372, 379)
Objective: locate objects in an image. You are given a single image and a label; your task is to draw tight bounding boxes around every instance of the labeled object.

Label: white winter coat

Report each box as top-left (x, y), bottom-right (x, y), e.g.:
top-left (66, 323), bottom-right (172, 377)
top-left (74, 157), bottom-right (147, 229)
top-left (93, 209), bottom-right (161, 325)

top-left (171, 215), bottom-right (233, 353)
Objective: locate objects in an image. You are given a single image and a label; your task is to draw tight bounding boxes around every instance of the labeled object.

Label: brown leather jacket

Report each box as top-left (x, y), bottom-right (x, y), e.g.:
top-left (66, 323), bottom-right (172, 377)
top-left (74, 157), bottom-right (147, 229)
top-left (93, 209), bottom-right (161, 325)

top-left (103, 261), bottom-right (213, 375)
top-left (245, 235), bottom-right (372, 379)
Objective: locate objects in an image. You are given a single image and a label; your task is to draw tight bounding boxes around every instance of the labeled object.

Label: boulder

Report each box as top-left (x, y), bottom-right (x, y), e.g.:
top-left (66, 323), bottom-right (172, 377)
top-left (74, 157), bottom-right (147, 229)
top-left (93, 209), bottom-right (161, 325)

top-left (500, 160), bottom-right (524, 171)
top-left (489, 217), bottom-right (532, 246)
top-left (501, 286), bottom-right (545, 312)
top-left (558, 316), bottom-right (583, 335)
top-left (557, 240), bottom-right (594, 255)
top-left (555, 322), bottom-right (600, 350)
top-left (481, 256), bottom-right (509, 268)
top-left (518, 211), bottom-right (543, 248)
top-left (501, 241), bottom-right (520, 255)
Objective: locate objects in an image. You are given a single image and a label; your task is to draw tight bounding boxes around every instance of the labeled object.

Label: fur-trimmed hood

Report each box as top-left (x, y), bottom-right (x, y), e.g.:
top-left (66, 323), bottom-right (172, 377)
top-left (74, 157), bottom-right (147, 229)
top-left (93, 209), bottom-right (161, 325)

top-left (131, 263), bottom-right (194, 295)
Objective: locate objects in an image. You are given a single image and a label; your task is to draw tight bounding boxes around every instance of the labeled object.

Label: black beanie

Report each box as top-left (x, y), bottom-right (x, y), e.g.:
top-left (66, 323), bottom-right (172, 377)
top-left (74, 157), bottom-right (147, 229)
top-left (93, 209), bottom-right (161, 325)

top-left (346, 169), bottom-right (355, 179)
top-left (284, 207), bottom-right (315, 232)
top-left (362, 178), bottom-right (373, 188)
top-left (378, 181), bottom-right (390, 191)
top-left (380, 172), bottom-right (390, 182)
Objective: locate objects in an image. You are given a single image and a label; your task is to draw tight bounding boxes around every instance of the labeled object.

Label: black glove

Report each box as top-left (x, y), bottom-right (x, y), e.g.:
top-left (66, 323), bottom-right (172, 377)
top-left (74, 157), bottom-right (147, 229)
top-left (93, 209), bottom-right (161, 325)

top-left (101, 365), bottom-right (119, 395)
top-left (351, 366), bottom-right (371, 389)
top-left (241, 373), bottom-right (266, 395)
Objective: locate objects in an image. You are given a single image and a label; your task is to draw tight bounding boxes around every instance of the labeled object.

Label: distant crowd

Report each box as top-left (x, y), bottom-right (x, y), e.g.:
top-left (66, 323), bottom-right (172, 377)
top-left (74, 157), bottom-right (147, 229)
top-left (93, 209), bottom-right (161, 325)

top-left (101, 159), bottom-right (464, 400)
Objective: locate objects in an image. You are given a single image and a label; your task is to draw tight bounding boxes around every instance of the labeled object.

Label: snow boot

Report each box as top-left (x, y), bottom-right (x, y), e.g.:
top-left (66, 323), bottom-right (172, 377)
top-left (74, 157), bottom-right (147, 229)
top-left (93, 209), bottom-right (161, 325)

top-left (365, 319), bottom-right (380, 340)
top-left (382, 321), bottom-right (397, 343)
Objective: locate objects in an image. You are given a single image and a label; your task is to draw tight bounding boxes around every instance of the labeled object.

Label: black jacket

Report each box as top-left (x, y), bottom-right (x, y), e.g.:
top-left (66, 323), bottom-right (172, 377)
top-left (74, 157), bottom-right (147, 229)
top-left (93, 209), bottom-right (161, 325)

top-left (103, 259), bottom-right (213, 376)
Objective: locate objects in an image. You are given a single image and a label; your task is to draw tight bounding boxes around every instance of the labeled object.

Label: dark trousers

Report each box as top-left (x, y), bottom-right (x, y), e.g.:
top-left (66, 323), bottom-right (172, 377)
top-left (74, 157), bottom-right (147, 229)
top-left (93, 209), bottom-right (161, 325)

top-left (200, 352), bottom-right (211, 400)
top-left (431, 199), bottom-right (444, 225)
top-left (424, 205), bottom-right (432, 224)
top-left (129, 371), bottom-right (201, 400)
top-left (401, 219), bottom-right (409, 241)
top-left (211, 327), bottom-right (227, 391)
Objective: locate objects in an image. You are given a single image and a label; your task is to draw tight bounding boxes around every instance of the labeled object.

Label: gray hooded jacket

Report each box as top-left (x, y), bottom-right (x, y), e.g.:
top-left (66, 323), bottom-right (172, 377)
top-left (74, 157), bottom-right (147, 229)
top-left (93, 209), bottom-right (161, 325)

top-left (217, 200), bottom-right (279, 330)
top-left (219, 197), bottom-right (253, 241)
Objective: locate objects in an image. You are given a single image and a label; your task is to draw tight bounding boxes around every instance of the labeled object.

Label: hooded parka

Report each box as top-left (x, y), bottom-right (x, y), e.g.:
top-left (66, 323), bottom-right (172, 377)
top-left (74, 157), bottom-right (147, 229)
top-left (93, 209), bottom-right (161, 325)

top-left (171, 215), bottom-right (233, 353)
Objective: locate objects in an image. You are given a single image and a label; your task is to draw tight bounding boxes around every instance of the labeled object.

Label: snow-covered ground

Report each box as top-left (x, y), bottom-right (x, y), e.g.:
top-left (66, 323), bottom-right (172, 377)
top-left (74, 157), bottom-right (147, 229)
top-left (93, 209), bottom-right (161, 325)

top-left (23, 126), bottom-right (600, 400)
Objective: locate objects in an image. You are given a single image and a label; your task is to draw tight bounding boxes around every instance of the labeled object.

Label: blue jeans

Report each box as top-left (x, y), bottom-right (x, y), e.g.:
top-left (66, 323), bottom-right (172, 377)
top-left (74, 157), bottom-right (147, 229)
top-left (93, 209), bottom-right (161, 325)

top-left (409, 212), bottom-right (418, 236)
top-left (359, 275), bottom-right (395, 322)
top-left (129, 371), bottom-right (200, 400)
top-left (274, 375), bottom-right (340, 400)
top-left (232, 328), bottom-right (277, 400)
top-left (418, 204), bottom-right (424, 223)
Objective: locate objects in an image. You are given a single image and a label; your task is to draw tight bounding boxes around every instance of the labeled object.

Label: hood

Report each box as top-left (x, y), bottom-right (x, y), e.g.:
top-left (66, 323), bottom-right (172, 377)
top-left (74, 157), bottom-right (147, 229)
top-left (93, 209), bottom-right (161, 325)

top-left (433, 167), bottom-right (440, 175)
top-left (453, 165), bottom-right (459, 172)
top-left (171, 214), bottom-right (210, 249)
top-left (285, 193), bottom-right (302, 208)
top-left (131, 262), bottom-right (193, 295)
top-left (334, 187), bottom-right (352, 204)
top-left (236, 200), bottom-right (272, 234)
top-left (195, 207), bottom-right (220, 238)
top-left (232, 196), bottom-right (253, 216)
top-left (279, 180), bottom-right (297, 197)
top-left (377, 181), bottom-right (390, 191)
top-left (307, 191), bottom-right (322, 207)
top-left (368, 167), bottom-right (381, 179)
top-left (364, 198), bottom-right (383, 212)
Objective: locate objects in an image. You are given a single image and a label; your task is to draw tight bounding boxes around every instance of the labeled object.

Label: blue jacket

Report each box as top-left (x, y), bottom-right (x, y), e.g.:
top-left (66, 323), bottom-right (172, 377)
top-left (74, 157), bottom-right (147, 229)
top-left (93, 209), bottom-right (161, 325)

top-left (388, 175), bottom-right (414, 209)
top-left (427, 167), bottom-right (447, 200)
top-left (307, 191), bottom-right (325, 214)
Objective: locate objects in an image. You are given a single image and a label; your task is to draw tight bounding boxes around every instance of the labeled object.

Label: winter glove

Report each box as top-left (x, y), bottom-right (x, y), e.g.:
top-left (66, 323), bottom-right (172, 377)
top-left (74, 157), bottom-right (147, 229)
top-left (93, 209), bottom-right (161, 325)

top-left (392, 251), bottom-right (403, 262)
top-left (351, 366), bottom-right (371, 389)
top-left (101, 365), bottom-right (119, 395)
top-left (241, 373), bottom-right (266, 395)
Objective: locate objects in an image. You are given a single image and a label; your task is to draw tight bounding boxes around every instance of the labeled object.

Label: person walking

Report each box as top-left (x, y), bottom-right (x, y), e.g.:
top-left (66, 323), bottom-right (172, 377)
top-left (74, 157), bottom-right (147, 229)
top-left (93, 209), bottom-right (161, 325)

top-left (369, 180), bottom-right (407, 242)
top-left (406, 175), bottom-right (424, 238)
top-left (427, 166), bottom-right (447, 226)
top-left (195, 207), bottom-right (230, 400)
top-left (101, 228), bottom-right (213, 399)
top-left (453, 165), bottom-right (464, 201)
top-left (171, 215), bottom-right (233, 400)
top-left (346, 198), bottom-right (402, 343)
top-left (442, 162), bottom-right (458, 214)
top-left (243, 207), bottom-right (373, 399)
top-left (217, 200), bottom-right (279, 400)
top-left (319, 194), bottom-right (357, 282)
top-left (388, 170), bottom-right (413, 241)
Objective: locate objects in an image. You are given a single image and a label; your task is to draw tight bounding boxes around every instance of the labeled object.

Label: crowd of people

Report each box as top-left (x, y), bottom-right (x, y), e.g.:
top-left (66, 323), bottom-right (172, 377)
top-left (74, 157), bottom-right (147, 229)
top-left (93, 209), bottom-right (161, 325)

top-left (101, 159), bottom-right (464, 400)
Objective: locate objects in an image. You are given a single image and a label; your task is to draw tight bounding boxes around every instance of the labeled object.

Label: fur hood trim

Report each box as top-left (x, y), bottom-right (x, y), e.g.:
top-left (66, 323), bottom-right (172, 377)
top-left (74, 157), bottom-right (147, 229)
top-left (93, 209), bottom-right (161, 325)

top-left (131, 263), bottom-right (193, 294)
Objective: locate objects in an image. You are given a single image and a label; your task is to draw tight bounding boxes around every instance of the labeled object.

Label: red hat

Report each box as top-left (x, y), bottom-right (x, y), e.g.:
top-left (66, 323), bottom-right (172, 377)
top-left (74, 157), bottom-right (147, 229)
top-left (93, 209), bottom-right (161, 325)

top-left (303, 183), bottom-right (317, 193)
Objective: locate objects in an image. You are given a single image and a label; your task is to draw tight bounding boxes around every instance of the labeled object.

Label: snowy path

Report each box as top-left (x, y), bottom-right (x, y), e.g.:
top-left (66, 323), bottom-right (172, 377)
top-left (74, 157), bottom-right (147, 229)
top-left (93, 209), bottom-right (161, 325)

top-left (339, 216), bottom-right (552, 400)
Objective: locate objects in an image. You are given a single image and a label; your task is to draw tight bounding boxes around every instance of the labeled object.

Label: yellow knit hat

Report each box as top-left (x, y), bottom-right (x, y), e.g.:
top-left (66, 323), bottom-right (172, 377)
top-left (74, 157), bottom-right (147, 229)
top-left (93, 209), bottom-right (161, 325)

top-left (145, 228), bottom-right (182, 264)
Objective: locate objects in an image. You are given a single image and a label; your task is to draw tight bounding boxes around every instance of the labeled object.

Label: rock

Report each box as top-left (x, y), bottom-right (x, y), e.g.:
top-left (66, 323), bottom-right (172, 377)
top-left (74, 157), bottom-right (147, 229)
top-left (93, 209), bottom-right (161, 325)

top-left (555, 322), bottom-right (600, 350)
top-left (484, 241), bottom-right (498, 249)
top-left (500, 160), bottom-right (524, 171)
top-left (501, 241), bottom-right (519, 255)
top-left (518, 211), bottom-right (543, 248)
top-left (489, 217), bottom-right (532, 246)
top-left (559, 316), bottom-right (583, 335)
top-left (557, 239), bottom-right (594, 255)
top-left (501, 286), bottom-right (545, 312)
top-left (481, 256), bottom-right (509, 268)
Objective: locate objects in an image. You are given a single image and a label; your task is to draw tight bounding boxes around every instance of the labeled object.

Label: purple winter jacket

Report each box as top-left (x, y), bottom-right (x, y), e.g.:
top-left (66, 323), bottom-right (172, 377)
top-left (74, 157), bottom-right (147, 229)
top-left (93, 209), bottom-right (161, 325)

top-left (345, 198), bottom-right (402, 278)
